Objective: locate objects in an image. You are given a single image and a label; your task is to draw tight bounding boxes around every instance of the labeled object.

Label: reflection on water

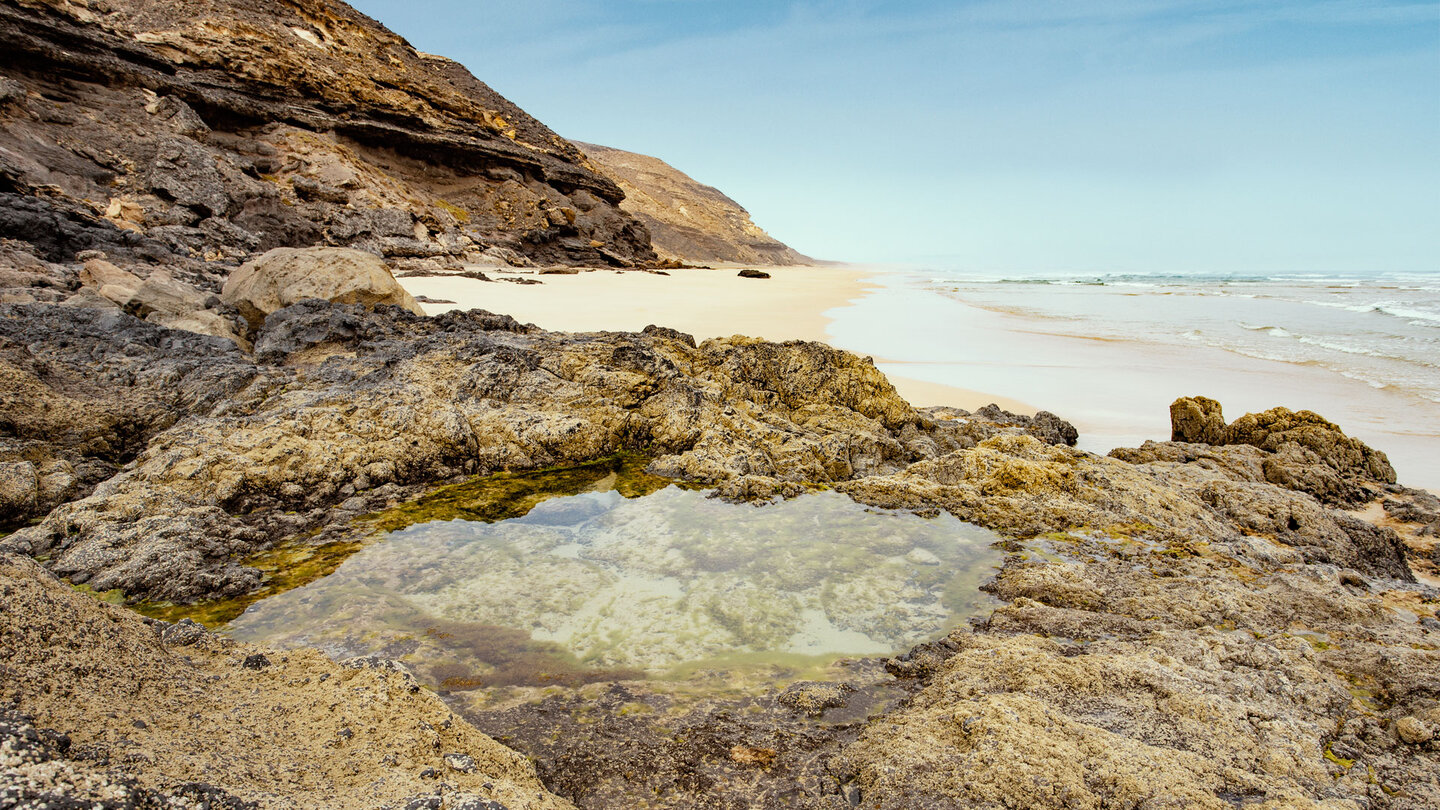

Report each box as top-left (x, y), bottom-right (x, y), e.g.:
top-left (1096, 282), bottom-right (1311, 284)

top-left (228, 487), bottom-right (1001, 690)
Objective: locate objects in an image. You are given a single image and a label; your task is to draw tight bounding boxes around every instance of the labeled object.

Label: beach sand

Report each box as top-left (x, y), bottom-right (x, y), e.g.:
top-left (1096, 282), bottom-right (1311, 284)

top-left (400, 266), bottom-right (1035, 414)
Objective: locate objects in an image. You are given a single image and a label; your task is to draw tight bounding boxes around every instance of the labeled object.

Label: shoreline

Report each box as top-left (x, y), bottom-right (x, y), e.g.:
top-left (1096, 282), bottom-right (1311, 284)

top-left (823, 267), bottom-right (1440, 491)
top-left (400, 265), bottom-right (1036, 414)
top-left (403, 262), bottom-right (1437, 490)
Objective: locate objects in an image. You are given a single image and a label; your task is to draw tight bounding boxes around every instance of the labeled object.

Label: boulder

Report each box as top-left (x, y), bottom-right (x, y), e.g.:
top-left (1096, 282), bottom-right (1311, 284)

top-left (146, 310), bottom-right (251, 352)
top-left (1170, 395), bottom-right (1227, 444)
top-left (77, 258), bottom-right (142, 292)
top-left (0, 461), bottom-right (38, 522)
top-left (221, 247), bottom-right (425, 332)
top-left (737, 268), bottom-right (771, 279)
top-left (122, 273), bottom-right (211, 318)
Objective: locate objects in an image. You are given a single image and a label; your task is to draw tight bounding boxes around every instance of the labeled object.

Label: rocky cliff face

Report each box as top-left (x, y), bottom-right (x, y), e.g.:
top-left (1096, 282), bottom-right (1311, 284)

top-left (575, 142), bottom-right (811, 266)
top-left (0, 0), bottom-right (656, 269)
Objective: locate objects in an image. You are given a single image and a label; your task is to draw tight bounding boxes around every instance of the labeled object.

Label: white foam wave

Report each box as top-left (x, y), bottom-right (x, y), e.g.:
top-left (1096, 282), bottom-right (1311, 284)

top-left (1374, 303), bottom-right (1440, 325)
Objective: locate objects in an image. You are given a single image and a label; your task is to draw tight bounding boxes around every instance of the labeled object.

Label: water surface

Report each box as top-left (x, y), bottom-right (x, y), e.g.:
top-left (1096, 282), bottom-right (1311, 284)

top-left (229, 486), bottom-right (1001, 690)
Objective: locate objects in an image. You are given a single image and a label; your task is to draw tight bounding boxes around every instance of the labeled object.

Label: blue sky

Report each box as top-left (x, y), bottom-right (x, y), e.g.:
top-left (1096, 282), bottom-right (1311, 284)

top-left (349, 1), bottom-right (1439, 272)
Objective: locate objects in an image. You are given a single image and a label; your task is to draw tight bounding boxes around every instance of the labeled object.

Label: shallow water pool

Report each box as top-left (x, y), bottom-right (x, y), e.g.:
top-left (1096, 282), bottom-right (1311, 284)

top-left (228, 481), bottom-right (1001, 690)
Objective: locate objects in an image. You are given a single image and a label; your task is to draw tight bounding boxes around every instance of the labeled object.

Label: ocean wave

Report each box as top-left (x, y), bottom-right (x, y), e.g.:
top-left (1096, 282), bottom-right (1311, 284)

top-left (1237, 323), bottom-right (1439, 368)
top-left (1295, 298), bottom-right (1440, 325)
top-left (1373, 303), bottom-right (1440, 325)
top-left (1239, 324), bottom-right (1292, 337)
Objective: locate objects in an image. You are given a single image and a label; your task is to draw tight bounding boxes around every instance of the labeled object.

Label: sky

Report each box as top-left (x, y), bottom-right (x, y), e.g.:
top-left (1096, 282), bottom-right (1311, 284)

top-left (347, 0), bottom-right (1439, 273)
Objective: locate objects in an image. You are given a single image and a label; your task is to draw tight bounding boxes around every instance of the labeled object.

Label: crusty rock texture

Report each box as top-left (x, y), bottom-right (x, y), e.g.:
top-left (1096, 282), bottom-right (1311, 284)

top-left (0, 301), bottom-right (1063, 600)
top-left (1, 294), bottom-right (1437, 808)
top-left (0, 554), bottom-right (574, 810)
top-left (1157, 394), bottom-right (1397, 507)
top-left (0, 0), bottom-right (656, 269)
top-left (575, 142), bottom-right (811, 266)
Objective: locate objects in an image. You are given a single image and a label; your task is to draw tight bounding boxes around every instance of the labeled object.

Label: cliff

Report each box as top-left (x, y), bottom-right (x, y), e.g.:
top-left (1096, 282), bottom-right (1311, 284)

top-left (575, 142), bottom-right (812, 266)
top-left (0, 0), bottom-right (656, 268)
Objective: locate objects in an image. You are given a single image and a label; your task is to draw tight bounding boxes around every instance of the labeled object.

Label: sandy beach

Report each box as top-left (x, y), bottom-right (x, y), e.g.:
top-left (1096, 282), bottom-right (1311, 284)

top-left (400, 265), bottom-right (1036, 413)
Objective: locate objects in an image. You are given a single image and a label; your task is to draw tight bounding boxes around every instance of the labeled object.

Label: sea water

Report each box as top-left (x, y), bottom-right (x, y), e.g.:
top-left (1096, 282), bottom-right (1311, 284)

top-left (826, 267), bottom-right (1440, 489)
top-left (227, 486), bottom-right (1001, 691)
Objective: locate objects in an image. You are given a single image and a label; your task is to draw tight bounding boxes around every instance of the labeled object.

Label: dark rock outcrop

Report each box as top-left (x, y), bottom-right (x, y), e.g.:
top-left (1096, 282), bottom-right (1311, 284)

top-left (0, 0), bottom-right (657, 268)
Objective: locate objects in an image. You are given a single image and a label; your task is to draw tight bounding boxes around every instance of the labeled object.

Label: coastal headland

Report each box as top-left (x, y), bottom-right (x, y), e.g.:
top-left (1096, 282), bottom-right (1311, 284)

top-left (0, 0), bottom-right (1436, 808)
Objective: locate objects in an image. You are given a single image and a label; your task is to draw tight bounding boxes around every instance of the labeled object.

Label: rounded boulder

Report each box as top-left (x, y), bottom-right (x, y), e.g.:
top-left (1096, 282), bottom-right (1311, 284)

top-left (221, 247), bottom-right (425, 331)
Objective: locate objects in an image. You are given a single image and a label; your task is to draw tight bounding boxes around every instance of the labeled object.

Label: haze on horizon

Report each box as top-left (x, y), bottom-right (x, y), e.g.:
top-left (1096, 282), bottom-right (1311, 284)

top-left (349, 0), bottom-right (1439, 275)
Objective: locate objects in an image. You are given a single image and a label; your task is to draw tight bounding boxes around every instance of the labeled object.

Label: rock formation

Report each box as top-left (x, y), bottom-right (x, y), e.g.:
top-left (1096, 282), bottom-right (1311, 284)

top-left (575, 142), bottom-right (811, 266)
top-left (0, 0), bottom-right (656, 269)
top-left (222, 246), bottom-right (425, 333)
top-left (0, 554), bottom-right (573, 810)
top-left (1, 289), bottom-right (1436, 807)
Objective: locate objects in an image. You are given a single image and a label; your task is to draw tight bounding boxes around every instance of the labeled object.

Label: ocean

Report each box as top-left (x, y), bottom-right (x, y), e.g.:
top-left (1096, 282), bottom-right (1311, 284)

top-left (825, 267), bottom-right (1440, 490)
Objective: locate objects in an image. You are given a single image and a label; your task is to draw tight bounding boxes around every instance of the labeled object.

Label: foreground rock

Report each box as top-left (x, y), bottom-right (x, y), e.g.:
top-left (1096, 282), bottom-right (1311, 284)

top-left (1155, 394), bottom-right (1397, 506)
top-left (0, 301), bottom-right (1061, 598)
top-left (1, 300), bottom-right (1436, 808)
top-left (0, 554), bottom-right (573, 809)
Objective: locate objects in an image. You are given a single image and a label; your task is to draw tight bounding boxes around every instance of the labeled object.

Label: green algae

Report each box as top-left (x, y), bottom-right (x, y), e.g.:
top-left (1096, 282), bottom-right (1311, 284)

top-left (358, 452), bottom-right (697, 535)
top-left (135, 537), bottom-right (365, 626)
top-left (70, 583), bottom-right (126, 605)
top-left (133, 453), bottom-right (688, 627)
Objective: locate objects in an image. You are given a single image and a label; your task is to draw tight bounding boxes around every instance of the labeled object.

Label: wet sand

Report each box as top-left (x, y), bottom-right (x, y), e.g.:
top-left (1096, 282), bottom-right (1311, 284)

top-left (400, 265), bottom-right (1034, 413)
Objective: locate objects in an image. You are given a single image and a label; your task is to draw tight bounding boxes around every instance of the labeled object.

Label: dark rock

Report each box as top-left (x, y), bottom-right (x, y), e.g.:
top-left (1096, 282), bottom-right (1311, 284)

top-left (343, 656), bottom-right (421, 692)
top-left (292, 176), bottom-right (349, 204)
top-left (778, 681), bottom-right (856, 716)
top-left (443, 753), bottom-right (477, 773)
top-left (242, 653), bottom-right (270, 670)
top-left (148, 138), bottom-right (231, 218)
top-left (1029, 410), bottom-right (1079, 447)
top-left (160, 617), bottom-right (207, 647)
top-left (738, 268), bottom-right (771, 279)
top-left (0, 192), bottom-right (157, 263)
top-left (254, 299), bottom-right (367, 361)
top-left (642, 324), bottom-right (697, 348)
top-left (148, 95), bottom-right (211, 141)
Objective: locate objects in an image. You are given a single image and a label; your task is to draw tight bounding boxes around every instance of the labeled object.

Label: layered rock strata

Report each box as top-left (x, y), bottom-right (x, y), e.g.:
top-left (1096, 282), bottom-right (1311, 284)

top-left (0, 0), bottom-right (656, 269)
